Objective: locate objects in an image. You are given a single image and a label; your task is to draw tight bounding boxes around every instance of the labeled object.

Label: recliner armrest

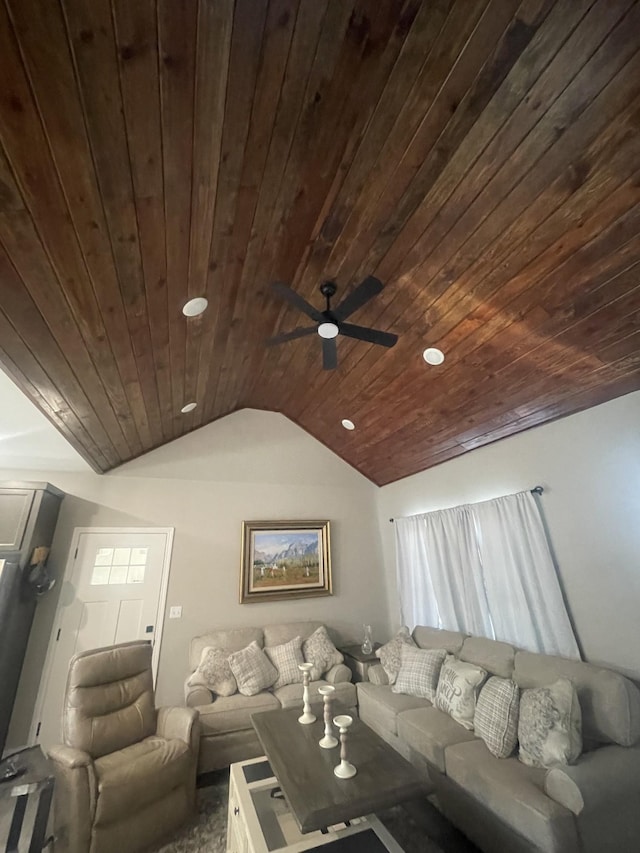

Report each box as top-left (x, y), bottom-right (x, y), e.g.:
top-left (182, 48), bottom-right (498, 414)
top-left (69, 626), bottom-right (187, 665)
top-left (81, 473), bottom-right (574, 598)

top-left (545, 743), bottom-right (640, 815)
top-left (157, 706), bottom-right (200, 748)
top-left (47, 743), bottom-right (95, 853)
top-left (47, 743), bottom-right (92, 769)
top-left (325, 663), bottom-right (352, 684)
top-left (367, 663), bottom-right (389, 685)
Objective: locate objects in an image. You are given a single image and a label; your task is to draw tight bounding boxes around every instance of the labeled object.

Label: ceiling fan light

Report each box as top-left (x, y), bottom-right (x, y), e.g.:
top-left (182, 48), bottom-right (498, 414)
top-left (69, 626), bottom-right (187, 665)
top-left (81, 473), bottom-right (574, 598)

top-left (423, 347), bottom-right (445, 365)
top-left (318, 322), bottom-right (339, 339)
top-left (182, 297), bottom-right (208, 317)
top-left (181, 402), bottom-right (197, 413)
top-left (341, 419), bottom-right (355, 430)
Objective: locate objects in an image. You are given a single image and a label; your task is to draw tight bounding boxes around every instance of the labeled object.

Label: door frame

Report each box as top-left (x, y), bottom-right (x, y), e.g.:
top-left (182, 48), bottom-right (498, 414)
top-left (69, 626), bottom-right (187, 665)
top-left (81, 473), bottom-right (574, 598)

top-left (29, 526), bottom-right (174, 744)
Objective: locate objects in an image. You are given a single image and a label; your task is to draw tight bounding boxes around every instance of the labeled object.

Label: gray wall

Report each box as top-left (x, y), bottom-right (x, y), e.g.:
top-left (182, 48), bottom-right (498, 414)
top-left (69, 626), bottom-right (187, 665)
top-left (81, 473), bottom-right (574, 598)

top-left (5, 409), bottom-right (387, 748)
top-left (376, 391), bottom-right (640, 681)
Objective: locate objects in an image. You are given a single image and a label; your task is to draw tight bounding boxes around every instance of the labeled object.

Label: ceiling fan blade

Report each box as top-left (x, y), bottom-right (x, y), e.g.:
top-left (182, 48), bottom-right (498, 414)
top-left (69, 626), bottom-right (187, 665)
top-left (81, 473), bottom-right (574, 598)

top-left (271, 281), bottom-right (323, 322)
top-left (333, 275), bottom-right (384, 321)
top-left (339, 322), bottom-right (398, 348)
top-left (322, 336), bottom-right (338, 370)
top-left (266, 326), bottom-right (317, 346)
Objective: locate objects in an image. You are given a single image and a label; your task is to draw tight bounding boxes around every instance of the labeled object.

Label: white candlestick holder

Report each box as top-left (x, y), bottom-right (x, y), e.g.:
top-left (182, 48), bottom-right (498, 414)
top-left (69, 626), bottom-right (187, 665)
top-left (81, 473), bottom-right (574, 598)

top-left (298, 663), bottom-right (316, 724)
top-left (333, 714), bottom-right (357, 778)
top-left (317, 685), bottom-right (337, 748)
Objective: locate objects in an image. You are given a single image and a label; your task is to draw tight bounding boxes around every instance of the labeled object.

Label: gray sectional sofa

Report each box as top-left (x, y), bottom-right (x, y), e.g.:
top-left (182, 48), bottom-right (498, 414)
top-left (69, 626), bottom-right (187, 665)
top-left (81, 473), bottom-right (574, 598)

top-left (184, 620), bottom-right (356, 773)
top-left (357, 625), bottom-right (640, 853)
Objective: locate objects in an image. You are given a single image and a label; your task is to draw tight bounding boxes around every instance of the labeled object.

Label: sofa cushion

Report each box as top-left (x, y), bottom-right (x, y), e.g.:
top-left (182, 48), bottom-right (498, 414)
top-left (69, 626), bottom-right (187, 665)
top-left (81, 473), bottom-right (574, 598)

top-left (356, 682), bottom-right (431, 736)
top-left (392, 645), bottom-right (447, 702)
top-left (445, 739), bottom-right (579, 853)
top-left (514, 651), bottom-right (640, 748)
top-left (273, 679), bottom-right (357, 710)
top-left (264, 636), bottom-right (305, 689)
top-left (264, 621), bottom-right (325, 647)
top-left (518, 678), bottom-right (582, 769)
top-left (412, 626), bottom-right (466, 654)
top-left (459, 636), bottom-right (515, 678)
top-left (190, 627), bottom-right (264, 671)
top-left (474, 676), bottom-right (520, 759)
top-left (397, 706), bottom-right (476, 772)
top-left (435, 655), bottom-right (487, 730)
top-left (375, 627), bottom-right (417, 685)
top-left (228, 641), bottom-right (278, 696)
top-left (198, 691), bottom-right (280, 736)
top-left (94, 736), bottom-right (190, 825)
top-left (302, 626), bottom-right (344, 680)
top-left (187, 646), bottom-right (237, 697)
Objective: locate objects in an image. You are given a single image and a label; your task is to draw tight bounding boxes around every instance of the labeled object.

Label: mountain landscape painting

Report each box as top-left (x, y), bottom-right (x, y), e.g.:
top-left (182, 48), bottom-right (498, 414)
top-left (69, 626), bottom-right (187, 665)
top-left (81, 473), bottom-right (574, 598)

top-left (241, 521), bottom-right (332, 602)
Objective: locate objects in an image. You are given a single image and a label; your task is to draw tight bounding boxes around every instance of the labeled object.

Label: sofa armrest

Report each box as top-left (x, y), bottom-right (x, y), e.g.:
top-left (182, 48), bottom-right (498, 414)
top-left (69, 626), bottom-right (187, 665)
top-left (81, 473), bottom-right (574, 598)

top-left (545, 744), bottom-right (640, 815)
top-left (185, 682), bottom-right (213, 707)
top-left (48, 744), bottom-right (95, 853)
top-left (325, 663), bottom-right (352, 684)
top-left (367, 663), bottom-right (389, 685)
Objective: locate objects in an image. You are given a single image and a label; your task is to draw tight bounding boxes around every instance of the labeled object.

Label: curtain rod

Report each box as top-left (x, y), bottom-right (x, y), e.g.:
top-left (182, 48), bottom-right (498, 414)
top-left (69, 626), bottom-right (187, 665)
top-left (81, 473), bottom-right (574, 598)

top-left (389, 486), bottom-right (544, 522)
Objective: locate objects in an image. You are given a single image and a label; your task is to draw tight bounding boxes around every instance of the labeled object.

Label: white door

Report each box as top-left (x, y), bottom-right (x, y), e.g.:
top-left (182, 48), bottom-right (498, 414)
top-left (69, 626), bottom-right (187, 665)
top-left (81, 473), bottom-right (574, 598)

top-left (33, 528), bottom-right (173, 749)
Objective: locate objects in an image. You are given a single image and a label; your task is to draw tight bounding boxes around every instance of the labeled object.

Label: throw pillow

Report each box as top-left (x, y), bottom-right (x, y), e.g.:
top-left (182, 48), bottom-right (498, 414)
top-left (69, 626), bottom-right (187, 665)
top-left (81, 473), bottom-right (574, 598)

top-left (227, 641), bottom-right (278, 696)
top-left (474, 676), bottom-right (520, 758)
top-left (392, 645), bottom-right (447, 702)
top-left (265, 636), bottom-right (305, 689)
top-left (302, 626), bottom-right (343, 681)
top-left (435, 655), bottom-right (487, 730)
top-left (187, 645), bottom-right (237, 697)
top-left (518, 678), bottom-right (582, 768)
top-left (375, 626), bottom-right (417, 685)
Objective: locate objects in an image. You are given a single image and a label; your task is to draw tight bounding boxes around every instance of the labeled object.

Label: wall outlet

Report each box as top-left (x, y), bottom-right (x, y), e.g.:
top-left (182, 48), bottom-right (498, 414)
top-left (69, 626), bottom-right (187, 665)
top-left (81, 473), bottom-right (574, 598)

top-left (169, 605), bottom-right (182, 619)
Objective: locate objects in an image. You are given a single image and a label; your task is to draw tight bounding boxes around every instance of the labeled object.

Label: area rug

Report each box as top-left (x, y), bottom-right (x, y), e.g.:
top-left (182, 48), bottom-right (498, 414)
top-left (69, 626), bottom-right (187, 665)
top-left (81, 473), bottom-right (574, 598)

top-left (153, 771), bottom-right (479, 853)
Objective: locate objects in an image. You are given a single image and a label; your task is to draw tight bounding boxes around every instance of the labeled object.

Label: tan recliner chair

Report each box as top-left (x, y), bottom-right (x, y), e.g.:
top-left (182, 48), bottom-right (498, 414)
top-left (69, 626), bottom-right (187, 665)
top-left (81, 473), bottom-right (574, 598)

top-left (48, 640), bottom-right (200, 853)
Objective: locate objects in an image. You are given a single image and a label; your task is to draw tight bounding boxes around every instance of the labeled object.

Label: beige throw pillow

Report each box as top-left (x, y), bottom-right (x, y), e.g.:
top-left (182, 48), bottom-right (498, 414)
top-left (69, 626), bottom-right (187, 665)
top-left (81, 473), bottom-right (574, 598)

top-left (474, 676), bottom-right (520, 758)
top-left (227, 640), bottom-right (278, 696)
top-left (435, 655), bottom-right (487, 730)
top-left (265, 636), bottom-right (305, 689)
top-left (392, 645), bottom-right (447, 702)
top-left (302, 626), bottom-right (343, 681)
top-left (518, 678), bottom-right (582, 768)
top-left (375, 626), bottom-right (417, 685)
top-left (187, 645), bottom-right (237, 697)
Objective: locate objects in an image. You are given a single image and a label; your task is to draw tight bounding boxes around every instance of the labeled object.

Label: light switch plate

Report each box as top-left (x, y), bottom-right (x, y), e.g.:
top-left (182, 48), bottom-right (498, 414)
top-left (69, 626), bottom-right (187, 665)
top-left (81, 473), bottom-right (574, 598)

top-left (169, 605), bottom-right (182, 619)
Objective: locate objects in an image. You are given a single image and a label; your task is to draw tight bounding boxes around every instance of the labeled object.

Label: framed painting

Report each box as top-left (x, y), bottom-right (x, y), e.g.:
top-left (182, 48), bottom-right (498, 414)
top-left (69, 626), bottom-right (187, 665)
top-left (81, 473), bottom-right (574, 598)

top-left (240, 520), bottom-right (332, 603)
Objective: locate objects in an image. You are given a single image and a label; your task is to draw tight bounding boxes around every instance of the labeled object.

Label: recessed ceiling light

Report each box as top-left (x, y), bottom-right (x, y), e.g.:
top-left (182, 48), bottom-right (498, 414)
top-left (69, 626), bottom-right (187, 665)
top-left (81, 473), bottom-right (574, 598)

top-left (318, 322), bottom-right (339, 339)
top-left (341, 419), bottom-right (355, 430)
top-left (422, 347), bottom-right (445, 365)
top-left (181, 402), bottom-right (197, 413)
top-left (182, 297), bottom-right (208, 317)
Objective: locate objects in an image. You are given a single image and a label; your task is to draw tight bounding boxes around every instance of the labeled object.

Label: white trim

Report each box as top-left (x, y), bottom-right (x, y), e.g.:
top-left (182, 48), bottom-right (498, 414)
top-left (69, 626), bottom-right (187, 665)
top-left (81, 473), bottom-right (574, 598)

top-left (29, 526), bottom-right (174, 745)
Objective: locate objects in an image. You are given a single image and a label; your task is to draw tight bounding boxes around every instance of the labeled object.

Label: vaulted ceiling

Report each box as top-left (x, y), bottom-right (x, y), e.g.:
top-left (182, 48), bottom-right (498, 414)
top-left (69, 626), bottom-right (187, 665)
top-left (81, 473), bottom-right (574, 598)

top-left (0, 0), bottom-right (639, 486)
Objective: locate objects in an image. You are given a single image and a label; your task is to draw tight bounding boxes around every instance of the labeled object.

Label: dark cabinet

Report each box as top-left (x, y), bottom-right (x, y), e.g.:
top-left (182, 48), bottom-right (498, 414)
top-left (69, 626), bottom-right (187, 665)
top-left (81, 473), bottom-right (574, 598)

top-left (0, 482), bottom-right (64, 757)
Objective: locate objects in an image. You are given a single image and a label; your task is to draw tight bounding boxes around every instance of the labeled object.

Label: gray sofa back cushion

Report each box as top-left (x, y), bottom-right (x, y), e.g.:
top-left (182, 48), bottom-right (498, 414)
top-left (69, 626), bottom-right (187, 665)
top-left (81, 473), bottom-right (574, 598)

top-left (514, 651), bottom-right (640, 747)
top-left (459, 637), bottom-right (515, 678)
top-left (190, 627), bottom-right (264, 672)
top-left (263, 621), bottom-right (326, 647)
top-left (413, 626), bottom-right (466, 653)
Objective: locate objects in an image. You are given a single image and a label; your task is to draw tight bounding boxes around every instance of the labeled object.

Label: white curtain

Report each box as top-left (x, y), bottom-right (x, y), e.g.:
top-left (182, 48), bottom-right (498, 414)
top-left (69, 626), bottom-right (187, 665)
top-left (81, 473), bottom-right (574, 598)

top-left (395, 491), bottom-right (580, 658)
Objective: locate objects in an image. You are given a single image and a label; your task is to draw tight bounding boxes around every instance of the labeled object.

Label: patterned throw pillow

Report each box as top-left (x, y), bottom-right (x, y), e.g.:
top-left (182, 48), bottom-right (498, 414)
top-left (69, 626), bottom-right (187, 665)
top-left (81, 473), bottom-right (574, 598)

top-left (474, 676), bottom-right (520, 758)
top-left (375, 627), bottom-right (417, 685)
top-left (435, 655), bottom-right (487, 730)
top-left (302, 626), bottom-right (343, 681)
top-left (227, 641), bottom-right (278, 696)
top-left (392, 645), bottom-right (447, 702)
top-left (265, 636), bottom-right (305, 689)
top-left (518, 678), bottom-right (582, 768)
top-left (187, 646), bottom-right (237, 697)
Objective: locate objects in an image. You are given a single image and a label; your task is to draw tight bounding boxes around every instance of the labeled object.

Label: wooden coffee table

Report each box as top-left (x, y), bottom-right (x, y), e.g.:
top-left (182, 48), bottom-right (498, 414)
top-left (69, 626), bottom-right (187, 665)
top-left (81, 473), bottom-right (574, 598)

top-left (251, 704), bottom-right (430, 834)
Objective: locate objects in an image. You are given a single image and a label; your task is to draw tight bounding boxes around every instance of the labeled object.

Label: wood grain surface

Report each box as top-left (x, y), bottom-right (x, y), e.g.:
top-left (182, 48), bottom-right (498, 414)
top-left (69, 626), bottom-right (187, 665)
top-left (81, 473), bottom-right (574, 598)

top-left (0, 1), bottom-right (638, 482)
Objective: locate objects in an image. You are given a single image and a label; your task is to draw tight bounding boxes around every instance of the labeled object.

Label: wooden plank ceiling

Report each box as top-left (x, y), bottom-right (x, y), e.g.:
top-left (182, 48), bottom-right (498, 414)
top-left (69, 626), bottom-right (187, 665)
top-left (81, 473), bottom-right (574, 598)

top-left (0, 0), bottom-right (639, 486)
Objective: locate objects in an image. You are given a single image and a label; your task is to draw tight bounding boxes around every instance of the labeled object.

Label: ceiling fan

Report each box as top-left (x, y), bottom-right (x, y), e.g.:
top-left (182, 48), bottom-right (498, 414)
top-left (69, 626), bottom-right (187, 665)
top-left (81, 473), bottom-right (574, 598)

top-left (267, 276), bottom-right (398, 370)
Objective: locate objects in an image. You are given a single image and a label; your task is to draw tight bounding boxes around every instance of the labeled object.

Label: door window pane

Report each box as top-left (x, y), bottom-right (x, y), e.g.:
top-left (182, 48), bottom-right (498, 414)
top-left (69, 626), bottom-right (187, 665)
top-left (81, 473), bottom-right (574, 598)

top-left (94, 548), bottom-right (113, 566)
top-left (90, 565), bottom-right (111, 585)
top-left (130, 548), bottom-right (148, 565)
top-left (109, 564), bottom-right (128, 584)
top-left (113, 548), bottom-right (131, 565)
top-left (127, 564), bottom-right (145, 584)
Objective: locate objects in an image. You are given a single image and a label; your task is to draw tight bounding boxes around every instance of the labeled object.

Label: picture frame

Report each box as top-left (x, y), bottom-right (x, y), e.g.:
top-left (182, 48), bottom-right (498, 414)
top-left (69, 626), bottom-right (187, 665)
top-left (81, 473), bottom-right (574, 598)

top-left (240, 520), bottom-right (332, 604)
